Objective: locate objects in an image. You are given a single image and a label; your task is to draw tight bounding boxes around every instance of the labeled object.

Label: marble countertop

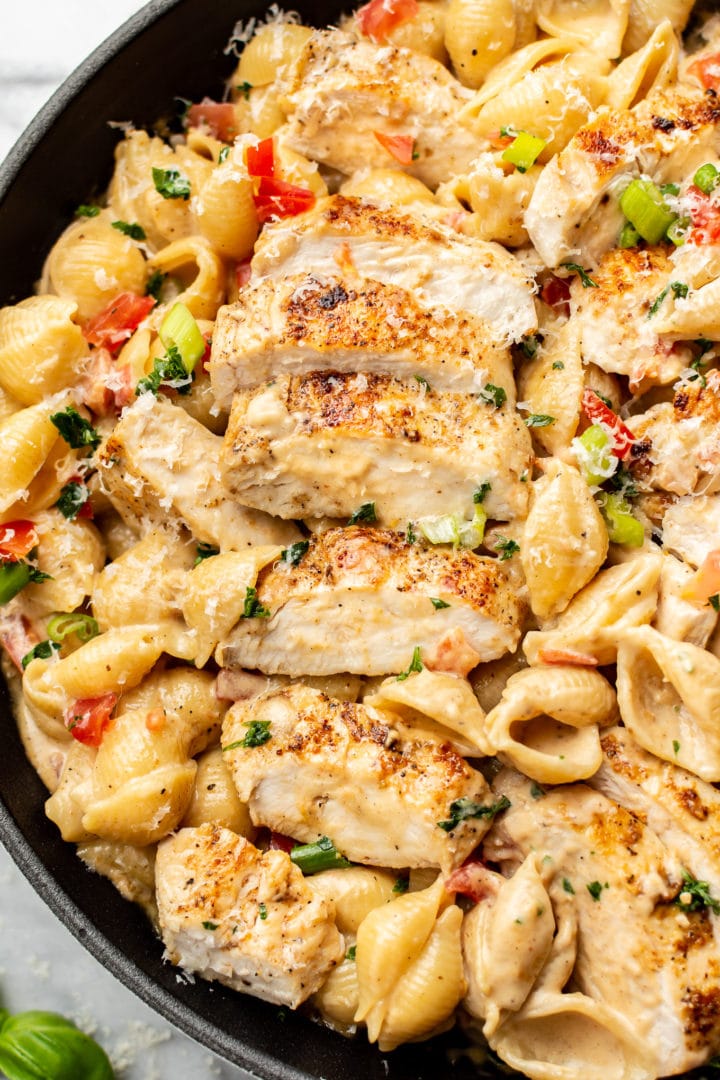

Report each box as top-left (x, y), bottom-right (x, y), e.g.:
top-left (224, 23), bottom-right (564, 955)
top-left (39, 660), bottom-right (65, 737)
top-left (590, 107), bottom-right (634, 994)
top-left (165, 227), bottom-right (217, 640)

top-left (0, 5), bottom-right (253, 1078)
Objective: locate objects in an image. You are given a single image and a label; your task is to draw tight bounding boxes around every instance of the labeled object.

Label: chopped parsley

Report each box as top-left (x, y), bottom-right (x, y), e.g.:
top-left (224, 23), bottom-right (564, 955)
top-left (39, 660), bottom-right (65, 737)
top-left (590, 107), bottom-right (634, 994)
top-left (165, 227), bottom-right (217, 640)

top-left (236, 81), bottom-right (253, 100)
top-left (587, 881), bottom-right (606, 901)
top-left (478, 383), bottom-right (507, 409)
top-left (673, 739), bottom-right (681, 755)
top-left (347, 502), bottom-right (377, 525)
top-left (111, 219), bottom-right (146, 240)
top-left (709, 594), bottom-right (720, 612)
top-left (242, 587), bottom-right (271, 619)
top-left (26, 566), bottom-right (52, 584)
top-left (392, 876), bottom-right (409, 894)
top-left (218, 146), bottom-right (230, 164)
top-left (674, 870), bottom-right (720, 915)
top-left (562, 877), bottom-right (575, 895)
top-left (525, 413), bottom-right (556, 428)
top-left (414, 374), bottom-right (431, 391)
top-left (430, 597), bottom-right (450, 609)
top-left (145, 269), bottom-right (167, 300)
top-left (438, 794), bottom-right (511, 832)
top-left (346, 945), bottom-right (357, 960)
top-left (606, 464), bottom-right (639, 500)
top-left (280, 540), bottom-right (309, 566)
top-left (223, 720), bottom-right (272, 750)
top-left (648, 280), bottom-right (688, 318)
top-left (50, 407), bottom-right (100, 451)
top-left (21, 640), bottom-right (59, 670)
top-left (552, 360), bottom-right (565, 370)
top-left (521, 334), bottom-right (539, 358)
top-left (406, 521), bottom-right (417, 544)
top-left (259, 902), bottom-right (268, 920)
top-left (473, 482), bottom-right (492, 504)
top-left (76, 204), bottom-right (100, 217)
top-left (561, 262), bottom-right (598, 288)
top-left (194, 542), bottom-right (219, 566)
top-left (396, 646), bottom-right (423, 682)
top-left (530, 781), bottom-right (546, 799)
top-left (494, 536), bottom-right (520, 561)
top-left (55, 481), bottom-right (90, 520)
top-left (136, 346), bottom-right (193, 396)
top-left (152, 166), bottom-right (191, 200)
top-left (202, 920), bottom-right (219, 931)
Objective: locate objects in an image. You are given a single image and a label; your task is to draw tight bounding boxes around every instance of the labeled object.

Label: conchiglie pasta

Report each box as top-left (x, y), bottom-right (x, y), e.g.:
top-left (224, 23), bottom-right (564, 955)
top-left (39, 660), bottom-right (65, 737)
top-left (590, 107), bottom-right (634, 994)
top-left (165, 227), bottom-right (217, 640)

top-left (436, 155), bottom-right (539, 246)
top-left (120, 667), bottom-right (225, 751)
top-left (44, 741), bottom-right (97, 842)
top-left (521, 459), bottom-right (608, 621)
top-left (193, 156), bottom-right (259, 261)
top-left (91, 530), bottom-right (192, 631)
top-left (341, 168), bottom-right (436, 209)
top-left (107, 130), bottom-right (195, 250)
top-left (365, 1), bottom-right (448, 61)
top-left (24, 510), bottom-right (105, 616)
top-left (463, 35), bottom-right (582, 112)
top-left (0, 401), bottom-right (60, 516)
top-left (623, 0), bottom-right (693, 53)
top-left (0, 296), bottom-right (89, 405)
top-left (234, 22), bottom-right (313, 87)
top-left (4, 439), bottom-right (81, 522)
top-left (274, 144), bottom-right (329, 198)
top-left (309, 866), bottom-right (397, 935)
top-left (181, 746), bottom-right (255, 837)
top-left (444, 0), bottom-right (516, 88)
top-left (616, 625), bottom-right (720, 780)
top-left (535, 0), bottom-right (631, 59)
top-left (516, 320), bottom-right (584, 456)
top-left (313, 955), bottom-right (361, 1033)
top-left (42, 214), bottom-right (147, 321)
top-left (147, 236), bottom-right (225, 320)
top-left (483, 666), bottom-right (618, 782)
top-left (523, 552), bottom-right (662, 665)
top-left (605, 20), bottom-right (679, 109)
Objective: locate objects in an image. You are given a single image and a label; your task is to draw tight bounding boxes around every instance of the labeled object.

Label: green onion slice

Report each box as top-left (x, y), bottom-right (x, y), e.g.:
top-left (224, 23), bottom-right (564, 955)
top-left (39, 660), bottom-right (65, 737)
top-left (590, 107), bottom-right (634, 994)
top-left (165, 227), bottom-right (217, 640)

top-left (693, 163), bottom-right (719, 195)
top-left (159, 302), bottom-right (206, 374)
top-left (597, 492), bottom-right (644, 547)
top-left (618, 221), bottom-right (641, 249)
top-left (0, 562), bottom-right (31, 605)
top-left (502, 131), bottom-right (546, 173)
top-left (290, 836), bottom-right (351, 874)
top-left (572, 425), bottom-right (618, 487)
top-left (619, 179), bottom-right (677, 244)
top-left (47, 613), bottom-right (99, 644)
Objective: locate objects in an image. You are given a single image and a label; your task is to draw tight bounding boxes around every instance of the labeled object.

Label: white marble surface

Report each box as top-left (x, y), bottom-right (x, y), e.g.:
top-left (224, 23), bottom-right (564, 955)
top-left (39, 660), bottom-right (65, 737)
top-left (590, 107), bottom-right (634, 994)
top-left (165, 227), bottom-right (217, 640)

top-left (0, 4), bottom-right (253, 1077)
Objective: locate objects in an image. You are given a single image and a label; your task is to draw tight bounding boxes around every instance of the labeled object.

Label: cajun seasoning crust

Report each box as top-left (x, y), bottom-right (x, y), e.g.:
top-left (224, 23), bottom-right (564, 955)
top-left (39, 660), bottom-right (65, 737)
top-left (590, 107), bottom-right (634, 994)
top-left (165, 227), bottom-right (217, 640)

top-left (222, 683), bottom-right (493, 870)
top-left (155, 823), bottom-right (344, 1009)
top-left (221, 371), bottom-right (531, 524)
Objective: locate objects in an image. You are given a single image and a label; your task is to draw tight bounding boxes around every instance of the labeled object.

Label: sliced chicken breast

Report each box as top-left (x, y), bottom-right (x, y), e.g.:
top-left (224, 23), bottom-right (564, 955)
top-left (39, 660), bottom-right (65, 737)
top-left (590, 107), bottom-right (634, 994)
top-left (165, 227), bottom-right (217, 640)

top-left (629, 370), bottom-right (720, 496)
top-left (526, 91), bottom-right (720, 267)
top-left (210, 272), bottom-right (516, 411)
top-left (222, 683), bottom-right (497, 871)
top-left (279, 30), bottom-right (477, 190)
top-left (590, 726), bottom-right (720, 895)
top-left (662, 493), bottom-right (720, 567)
top-left (487, 769), bottom-right (720, 1076)
top-left (570, 246), bottom-right (689, 389)
top-left (217, 526), bottom-right (525, 676)
top-left (156, 823), bottom-right (344, 1008)
top-left (221, 371), bottom-right (531, 525)
top-left (98, 395), bottom-right (299, 549)
top-left (250, 195), bottom-right (537, 343)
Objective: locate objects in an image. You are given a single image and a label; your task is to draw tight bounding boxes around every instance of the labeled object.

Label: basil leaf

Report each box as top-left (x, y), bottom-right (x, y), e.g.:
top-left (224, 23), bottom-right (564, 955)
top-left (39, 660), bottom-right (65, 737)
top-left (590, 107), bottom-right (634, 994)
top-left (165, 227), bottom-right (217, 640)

top-left (0, 1010), bottom-right (114, 1080)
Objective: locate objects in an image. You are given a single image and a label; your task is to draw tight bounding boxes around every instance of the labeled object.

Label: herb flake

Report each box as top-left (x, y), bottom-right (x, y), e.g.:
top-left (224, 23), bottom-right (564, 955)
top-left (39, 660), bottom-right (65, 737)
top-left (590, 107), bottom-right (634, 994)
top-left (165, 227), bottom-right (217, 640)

top-left (438, 795), bottom-right (511, 832)
top-left (152, 166), bottom-right (191, 200)
top-left (494, 536), bottom-right (520, 561)
top-left (347, 502), bottom-right (377, 525)
top-left (396, 646), bottom-right (423, 682)
top-left (21, 640), bottom-right (59, 670)
top-left (430, 597), bottom-right (450, 609)
top-left (112, 219), bottom-right (146, 240)
top-left (675, 870), bottom-right (720, 915)
top-left (525, 413), bottom-right (556, 428)
top-left (478, 383), bottom-right (507, 409)
top-left (50, 407), bottom-right (100, 451)
top-left (561, 262), bottom-right (598, 288)
top-left (242, 587), bottom-right (271, 619)
top-left (280, 540), bottom-right (309, 566)
top-left (55, 481), bottom-right (90, 520)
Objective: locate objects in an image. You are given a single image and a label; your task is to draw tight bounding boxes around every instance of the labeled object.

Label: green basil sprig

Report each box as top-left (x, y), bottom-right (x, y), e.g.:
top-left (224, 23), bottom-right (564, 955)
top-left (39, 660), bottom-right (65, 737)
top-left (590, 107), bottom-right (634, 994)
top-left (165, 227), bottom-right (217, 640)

top-left (0, 1009), bottom-right (114, 1080)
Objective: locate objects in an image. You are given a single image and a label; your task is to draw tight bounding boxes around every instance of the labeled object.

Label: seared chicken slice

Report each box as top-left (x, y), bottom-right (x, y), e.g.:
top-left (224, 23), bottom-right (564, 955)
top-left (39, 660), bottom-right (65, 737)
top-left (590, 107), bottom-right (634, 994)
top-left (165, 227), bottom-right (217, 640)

top-left (250, 195), bottom-right (537, 342)
top-left (653, 553), bottom-right (717, 647)
top-left (629, 371), bottom-right (720, 496)
top-left (487, 769), bottom-right (720, 1076)
top-left (526, 91), bottom-right (720, 267)
top-left (662, 493), bottom-right (720, 567)
top-left (221, 372), bottom-right (531, 525)
top-left (279, 30), bottom-right (477, 190)
top-left (217, 526), bottom-right (524, 676)
top-left (156, 823), bottom-right (344, 1008)
top-left (210, 273), bottom-right (516, 411)
top-left (570, 246), bottom-right (688, 389)
top-left (590, 726), bottom-right (720, 895)
top-left (222, 683), bottom-right (497, 871)
top-left (98, 395), bottom-right (299, 549)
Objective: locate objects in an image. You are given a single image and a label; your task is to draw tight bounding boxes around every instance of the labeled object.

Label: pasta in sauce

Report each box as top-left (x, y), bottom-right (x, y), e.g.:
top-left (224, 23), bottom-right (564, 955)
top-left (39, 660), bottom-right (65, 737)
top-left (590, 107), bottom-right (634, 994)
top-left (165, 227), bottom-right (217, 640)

top-left (5, 1), bottom-right (720, 1076)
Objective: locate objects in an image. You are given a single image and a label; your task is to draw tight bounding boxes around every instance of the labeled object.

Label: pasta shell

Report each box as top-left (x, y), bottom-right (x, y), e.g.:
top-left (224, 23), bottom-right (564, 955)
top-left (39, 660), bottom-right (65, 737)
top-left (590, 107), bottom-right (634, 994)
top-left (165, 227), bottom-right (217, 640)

top-left (194, 157), bottom-right (259, 261)
top-left (374, 1), bottom-right (448, 61)
top-left (342, 169), bottom-right (435, 209)
top-left (523, 552), bottom-right (662, 665)
top-left (25, 512), bottom-right (105, 616)
top-left (536, 0), bottom-right (630, 58)
top-left (605, 20), bottom-right (679, 109)
top-left (0, 295), bottom-right (88, 405)
top-left (0, 401), bottom-right (60, 514)
top-left (521, 459), bottom-right (608, 620)
top-left (462, 36), bottom-right (582, 114)
top-left (120, 668), bottom-right (225, 757)
top-left (182, 747), bottom-right (255, 837)
top-left (236, 23), bottom-right (313, 87)
top-left (44, 742), bottom-right (97, 842)
top-left (43, 214), bottom-right (147, 320)
top-left (310, 867), bottom-right (397, 935)
top-left (312, 955), bottom-right (360, 1033)
top-left (364, 668), bottom-right (490, 754)
top-left (517, 320), bottom-right (584, 456)
top-left (3, 440), bottom-right (81, 522)
top-left (148, 236), bottom-right (225, 320)
top-left (445, 0), bottom-right (516, 88)
top-left (82, 761), bottom-right (197, 845)
top-left (484, 666), bottom-right (617, 782)
top-left (617, 625), bottom-right (720, 780)
top-left (107, 130), bottom-right (195, 251)
top-left (92, 530), bottom-right (192, 632)
top-left (623, 0), bottom-right (693, 53)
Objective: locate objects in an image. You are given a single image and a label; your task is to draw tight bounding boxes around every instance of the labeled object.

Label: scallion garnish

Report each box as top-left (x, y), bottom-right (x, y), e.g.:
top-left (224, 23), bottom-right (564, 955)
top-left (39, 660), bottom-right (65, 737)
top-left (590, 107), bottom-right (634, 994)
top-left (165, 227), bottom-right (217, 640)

top-left (159, 302), bottom-right (206, 375)
top-left (290, 835), bottom-right (351, 874)
top-left (619, 179), bottom-right (677, 244)
top-left (597, 492), bottom-right (644, 547)
top-left (693, 163), bottom-right (720, 194)
top-left (501, 131), bottom-right (546, 173)
top-left (618, 221), bottom-right (641, 249)
top-left (47, 613), bottom-right (99, 644)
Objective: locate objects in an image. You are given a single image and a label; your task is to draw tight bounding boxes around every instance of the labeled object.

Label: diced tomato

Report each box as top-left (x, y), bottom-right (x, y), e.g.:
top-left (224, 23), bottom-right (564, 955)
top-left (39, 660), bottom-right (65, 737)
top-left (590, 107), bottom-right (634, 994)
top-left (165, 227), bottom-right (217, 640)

top-left (373, 131), bottom-right (415, 165)
top-left (83, 292), bottom-right (155, 353)
top-left (145, 708), bottom-right (166, 733)
top-left (425, 627), bottom-right (481, 677)
top-left (268, 831), bottom-right (296, 853)
top-left (682, 549), bottom-right (720, 606)
top-left (235, 258), bottom-right (253, 289)
top-left (686, 184), bottom-right (720, 246)
top-left (581, 388), bottom-right (636, 460)
top-left (446, 859), bottom-right (498, 903)
top-left (253, 177), bottom-right (316, 223)
top-left (356, 0), bottom-right (419, 42)
top-left (488, 128), bottom-right (515, 149)
top-left (0, 613), bottom-right (40, 674)
top-left (199, 334), bottom-right (213, 373)
top-left (64, 693), bottom-right (117, 747)
top-left (187, 99), bottom-right (238, 142)
top-left (537, 648), bottom-right (599, 667)
top-left (540, 274), bottom-right (571, 315)
top-left (0, 520), bottom-right (38, 562)
top-left (687, 51), bottom-right (720, 91)
top-left (246, 137), bottom-right (275, 179)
